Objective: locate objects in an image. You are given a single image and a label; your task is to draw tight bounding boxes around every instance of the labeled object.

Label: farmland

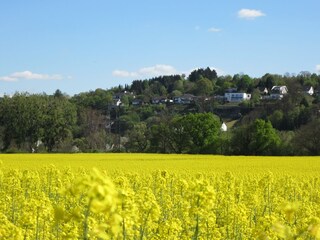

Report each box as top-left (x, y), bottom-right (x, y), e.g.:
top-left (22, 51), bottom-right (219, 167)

top-left (1, 154), bottom-right (320, 175)
top-left (1, 154), bottom-right (320, 239)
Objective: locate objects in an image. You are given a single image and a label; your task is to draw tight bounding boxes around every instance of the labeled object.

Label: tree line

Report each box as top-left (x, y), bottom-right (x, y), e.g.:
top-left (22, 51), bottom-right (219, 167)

top-left (0, 68), bottom-right (319, 155)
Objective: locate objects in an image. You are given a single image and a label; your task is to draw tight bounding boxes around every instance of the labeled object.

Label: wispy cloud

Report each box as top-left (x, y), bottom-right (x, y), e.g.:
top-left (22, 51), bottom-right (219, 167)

top-left (139, 65), bottom-right (178, 76)
top-left (0, 71), bottom-right (64, 82)
top-left (113, 64), bottom-right (178, 78)
top-left (112, 70), bottom-right (138, 78)
top-left (0, 76), bottom-right (17, 82)
top-left (208, 27), bottom-right (222, 32)
top-left (316, 65), bottom-right (320, 73)
top-left (238, 9), bottom-right (266, 20)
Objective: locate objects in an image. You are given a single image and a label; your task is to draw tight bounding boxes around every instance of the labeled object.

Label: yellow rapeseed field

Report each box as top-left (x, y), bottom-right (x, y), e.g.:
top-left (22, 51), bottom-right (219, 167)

top-left (1, 154), bottom-right (320, 239)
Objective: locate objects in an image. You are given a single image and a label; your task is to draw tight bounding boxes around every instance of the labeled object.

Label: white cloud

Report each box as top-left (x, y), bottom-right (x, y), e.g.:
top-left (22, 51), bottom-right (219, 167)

top-left (139, 65), bottom-right (178, 76)
top-left (0, 70), bottom-right (64, 82)
top-left (316, 65), bottom-right (320, 73)
top-left (208, 27), bottom-right (221, 32)
top-left (112, 70), bottom-right (138, 78)
top-left (0, 76), bottom-right (17, 82)
top-left (238, 9), bottom-right (266, 20)
top-left (113, 64), bottom-right (178, 78)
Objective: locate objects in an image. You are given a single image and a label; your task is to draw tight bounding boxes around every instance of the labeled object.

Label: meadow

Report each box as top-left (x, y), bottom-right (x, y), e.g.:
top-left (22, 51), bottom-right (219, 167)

top-left (1, 154), bottom-right (320, 239)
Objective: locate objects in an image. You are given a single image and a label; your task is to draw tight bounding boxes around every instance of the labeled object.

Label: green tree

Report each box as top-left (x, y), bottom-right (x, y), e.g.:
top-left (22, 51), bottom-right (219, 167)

top-left (230, 125), bottom-right (251, 155)
top-left (235, 74), bottom-right (253, 92)
top-left (125, 122), bottom-right (150, 152)
top-left (293, 119), bottom-right (320, 155)
top-left (215, 75), bottom-right (233, 95)
top-left (0, 94), bottom-right (21, 150)
top-left (261, 73), bottom-right (276, 90)
top-left (25, 95), bottom-right (48, 151)
top-left (120, 95), bottom-right (130, 106)
top-left (231, 119), bottom-right (280, 155)
top-left (74, 107), bottom-right (108, 152)
top-left (183, 81), bottom-right (196, 93)
top-left (131, 80), bottom-right (145, 95)
top-left (249, 89), bottom-right (261, 107)
top-left (150, 122), bottom-right (171, 153)
top-left (150, 81), bottom-right (164, 96)
top-left (168, 116), bottom-right (192, 153)
top-left (269, 110), bottom-right (284, 130)
top-left (194, 77), bottom-right (213, 96)
top-left (248, 119), bottom-right (281, 155)
top-left (173, 79), bottom-right (184, 92)
top-left (42, 97), bottom-right (77, 152)
top-left (170, 90), bottom-right (182, 98)
top-left (189, 67), bottom-right (217, 82)
top-left (178, 112), bottom-right (221, 153)
top-left (72, 89), bottom-right (112, 112)
top-left (0, 93), bottom-right (48, 151)
top-left (278, 131), bottom-right (295, 155)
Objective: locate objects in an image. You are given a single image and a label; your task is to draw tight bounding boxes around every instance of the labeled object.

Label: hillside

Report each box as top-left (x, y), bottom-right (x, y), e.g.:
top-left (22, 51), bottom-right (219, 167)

top-left (0, 68), bottom-right (319, 155)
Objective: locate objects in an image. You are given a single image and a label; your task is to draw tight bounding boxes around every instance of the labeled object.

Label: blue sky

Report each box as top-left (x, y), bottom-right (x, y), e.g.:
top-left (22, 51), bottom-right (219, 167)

top-left (1, 0), bottom-right (320, 95)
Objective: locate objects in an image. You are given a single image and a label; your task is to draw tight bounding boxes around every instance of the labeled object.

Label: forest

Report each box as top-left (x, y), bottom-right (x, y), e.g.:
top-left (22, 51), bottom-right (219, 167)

top-left (0, 68), bottom-right (319, 155)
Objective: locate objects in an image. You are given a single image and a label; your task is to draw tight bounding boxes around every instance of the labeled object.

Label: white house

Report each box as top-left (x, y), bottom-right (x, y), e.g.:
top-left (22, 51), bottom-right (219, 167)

top-left (262, 88), bottom-right (269, 95)
top-left (270, 86), bottom-right (288, 99)
top-left (271, 86), bottom-right (288, 94)
top-left (109, 99), bottom-right (122, 109)
top-left (303, 86), bottom-right (314, 95)
top-left (224, 92), bottom-right (251, 102)
top-left (220, 122), bottom-right (227, 132)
